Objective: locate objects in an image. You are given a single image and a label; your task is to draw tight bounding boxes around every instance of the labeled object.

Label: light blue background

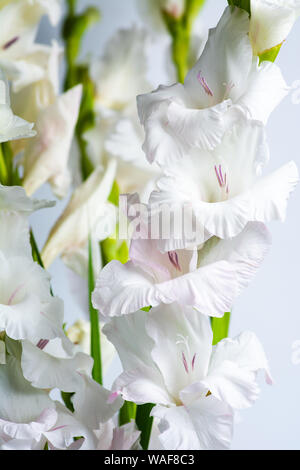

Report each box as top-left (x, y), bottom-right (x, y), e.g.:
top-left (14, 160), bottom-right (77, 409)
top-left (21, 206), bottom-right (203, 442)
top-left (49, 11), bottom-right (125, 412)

top-left (33, 0), bottom-right (300, 450)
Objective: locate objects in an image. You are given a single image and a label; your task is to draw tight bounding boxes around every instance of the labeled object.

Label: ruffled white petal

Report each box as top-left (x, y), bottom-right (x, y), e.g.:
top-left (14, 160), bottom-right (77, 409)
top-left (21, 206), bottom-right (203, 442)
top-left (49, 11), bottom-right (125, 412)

top-left (138, 83), bottom-right (234, 164)
top-left (21, 339), bottom-right (93, 392)
top-left (198, 222), bottom-right (272, 296)
top-left (112, 366), bottom-right (172, 405)
top-left (72, 373), bottom-right (123, 431)
top-left (92, 257), bottom-right (238, 318)
top-left (201, 331), bottom-right (272, 410)
top-left (237, 59), bottom-right (289, 124)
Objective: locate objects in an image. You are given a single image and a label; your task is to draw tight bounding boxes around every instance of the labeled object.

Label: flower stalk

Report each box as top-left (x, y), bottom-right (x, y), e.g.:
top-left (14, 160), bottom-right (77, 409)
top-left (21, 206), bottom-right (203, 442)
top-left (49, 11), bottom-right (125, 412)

top-left (88, 235), bottom-right (103, 385)
top-left (163, 0), bottom-right (206, 82)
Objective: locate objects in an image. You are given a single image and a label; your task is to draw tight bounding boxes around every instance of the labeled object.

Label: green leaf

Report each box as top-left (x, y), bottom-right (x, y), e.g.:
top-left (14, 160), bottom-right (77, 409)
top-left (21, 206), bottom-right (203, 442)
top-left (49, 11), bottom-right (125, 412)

top-left (30, 230), bottom-right (45, 268)
top-left (88, 235), bottom-right (102, 385)
top-left (119, 401), bottom-right (137, 426)
top-left (63, 7), bottom-right (100, 69)
top-left (135, 403), bottom-right (155, 450)
top-left (211, 312), bottom-right (231, 346)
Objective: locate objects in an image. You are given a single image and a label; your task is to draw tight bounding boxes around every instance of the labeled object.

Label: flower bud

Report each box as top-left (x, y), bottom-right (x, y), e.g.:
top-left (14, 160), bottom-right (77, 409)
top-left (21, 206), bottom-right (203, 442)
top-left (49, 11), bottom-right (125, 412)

top-left (250, 0), bottom-right (300, 55)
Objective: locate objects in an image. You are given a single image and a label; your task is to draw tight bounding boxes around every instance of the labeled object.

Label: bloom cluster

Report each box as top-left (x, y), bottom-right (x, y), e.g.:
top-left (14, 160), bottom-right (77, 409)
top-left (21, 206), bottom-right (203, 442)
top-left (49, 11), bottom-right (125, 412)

top-left (91, 3), bottom-right (299, 449)
top-left (0, 0), bottom-right (299, 452)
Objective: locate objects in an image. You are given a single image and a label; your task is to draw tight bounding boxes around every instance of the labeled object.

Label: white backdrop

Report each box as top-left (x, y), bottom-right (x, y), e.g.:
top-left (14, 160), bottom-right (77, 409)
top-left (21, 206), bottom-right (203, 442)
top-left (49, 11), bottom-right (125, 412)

top-left (32, 0), bottom-right (300, 450)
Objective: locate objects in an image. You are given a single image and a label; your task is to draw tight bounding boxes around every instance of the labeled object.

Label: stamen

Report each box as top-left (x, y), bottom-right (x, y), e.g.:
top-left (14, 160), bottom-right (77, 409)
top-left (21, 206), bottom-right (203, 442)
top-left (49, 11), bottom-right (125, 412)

top-left (197, 71), bottom-right (213, 97)
top-left (219, 165), bottom-right (224, 184)
top-left (51, 425), bottom-right (67, 432)
top-left (168, 251), bottom-right (181, 271)
top-left (214, 165), bottom-right (229, 194)
top-left (3, 36), bottom-right (19, 50)
top-left (182, 352), bottom-right (189, 374)
top-left (214, 165), bottom-right (223, 188)
top-left (192, 353), bottom-right (196, 371)
top-left (37, 339), bottom-right (49, 350)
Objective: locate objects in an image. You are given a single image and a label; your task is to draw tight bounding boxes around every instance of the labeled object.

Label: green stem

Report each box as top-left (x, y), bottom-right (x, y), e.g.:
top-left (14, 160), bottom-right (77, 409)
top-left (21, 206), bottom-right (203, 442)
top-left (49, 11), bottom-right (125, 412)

top-left (135, 403), bottom-right (155, 450)
top-left (88, 235), bottom-right (102, 385)
top-left (67, 0), bottom-right (76, 15)
top-left (164, 0), bottom-right (206, 83)
top-left (0, 144), bottom-right (8, 185)
top-left (211, 312), bottom-right (231, 346)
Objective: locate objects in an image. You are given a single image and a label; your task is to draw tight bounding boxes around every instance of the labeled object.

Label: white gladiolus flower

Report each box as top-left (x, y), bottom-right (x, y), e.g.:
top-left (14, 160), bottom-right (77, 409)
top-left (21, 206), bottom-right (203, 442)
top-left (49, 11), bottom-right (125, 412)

top-left (92, 222), bottom-right (271, 319)
top-left (91, 27), bottom-right (151, 112)
top-left (0, 40), bottom-right (62, 96)
top-left (137, 6), bottom-right (288, 166)
top-left (41, 160), bottom-right (117, 270)
top-left (250, 0), bottom-right (300, 55)
top-left (0, 193), bottom-right (65, 345)
top-left (10, 40), bottom-right (62, 123)
top-left (22, 85), bottom-right (82, 198)
top-left (148, 118), bottom-right (298, 250)
top-left (0, 0), bottom-right (62, 39)
top-left (105, 305), bottom-right (272, 450)
top-left (0, 1), bottom-right (62, 95)
top-left (0, 70), bottom-right (35, 143)
top-left (86, 27), bottom-right (159, 198)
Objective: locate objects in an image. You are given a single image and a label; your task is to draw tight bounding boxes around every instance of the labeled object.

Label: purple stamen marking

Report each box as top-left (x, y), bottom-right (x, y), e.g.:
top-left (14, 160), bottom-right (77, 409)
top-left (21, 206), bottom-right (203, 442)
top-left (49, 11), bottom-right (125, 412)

top-left (182, 352), bottom-right (189, 374)
top-left (214, 165), bottom-right (223, 187)
top-left (51, 425), bottom-right (67, 432)
top-left (219, 165), bottom-right (224, 184)
top-left (192, 353), bottom-right (196, 371)
top-left (197, 71), bottom-right (213, 97)
top-left (37, 339), bottom-right (49, 350)
top-left (3, 36), bottom-right (19, 50)
top-left (214, 165), bottom-right (229, 193)
top-left (168, 251), bottom-right (181, 271)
